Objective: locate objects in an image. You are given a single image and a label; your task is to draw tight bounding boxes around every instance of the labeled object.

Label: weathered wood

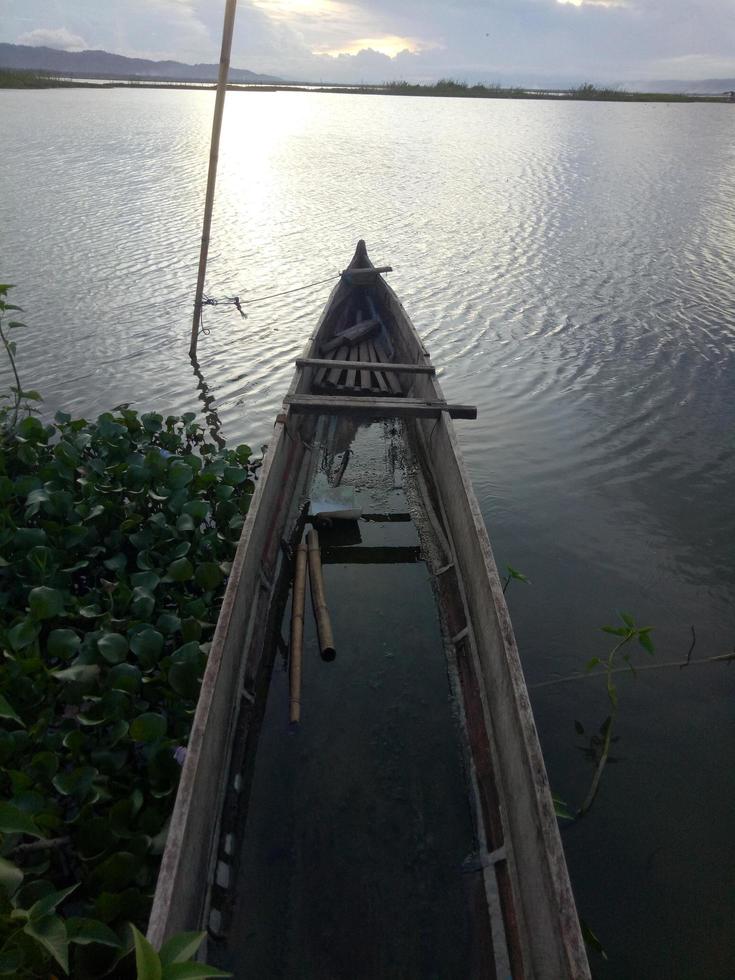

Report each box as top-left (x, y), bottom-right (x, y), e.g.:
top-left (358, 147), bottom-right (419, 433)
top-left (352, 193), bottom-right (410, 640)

top-left (375, 339), bottom-right (403, 395)
top-left (306, 530), bottom-right (335, 661)
top-left (321, 545), bottom-right (422, 565)
top-left (190, 0), bottom-right (240, 358)
top-left (342, 265), bottom-right (392, 285)
top-left (367, 341), bottom-right (390, 394)
top-left (414, 413), bottom-right (590, 979)
top-left (326, 345), bottom-right (348, 387)
top-left (148, 415), bottom-right (310, 946)
top-left (284, 394), bottom-right (477, 420)
top-left (289, 541), bottom-right (307, 726)
top-left (321, 318), bottom-right (380, 353)
top-left (296, 358), bottom-right (436, 376)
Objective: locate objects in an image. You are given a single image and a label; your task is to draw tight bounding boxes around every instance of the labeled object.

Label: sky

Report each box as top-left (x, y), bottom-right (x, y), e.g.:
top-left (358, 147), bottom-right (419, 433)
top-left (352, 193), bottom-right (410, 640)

top-left (2, 0), bottom-right (734, 85)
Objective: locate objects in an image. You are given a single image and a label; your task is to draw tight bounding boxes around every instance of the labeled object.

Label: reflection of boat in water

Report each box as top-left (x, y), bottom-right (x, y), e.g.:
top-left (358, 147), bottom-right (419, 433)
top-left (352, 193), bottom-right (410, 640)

top-left (149, 241), bottom-right (590, 979)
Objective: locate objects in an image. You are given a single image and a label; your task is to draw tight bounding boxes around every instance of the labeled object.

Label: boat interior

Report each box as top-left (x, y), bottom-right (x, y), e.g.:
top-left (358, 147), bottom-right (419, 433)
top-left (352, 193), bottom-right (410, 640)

top-left (147, 242), bottom-right (590, 980)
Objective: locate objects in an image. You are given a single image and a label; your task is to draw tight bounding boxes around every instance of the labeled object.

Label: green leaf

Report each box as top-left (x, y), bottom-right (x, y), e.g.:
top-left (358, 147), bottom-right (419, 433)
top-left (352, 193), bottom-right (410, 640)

top-left (168, 660), bottom-right (201, 700)
top-left (0, 693), bottom-right (24, 727)
top-left (638, 629), bottom-right (655, 654)
top-left (131, 571), bottom-right (160, 591)
top-left (67, 916), bottom-right (122, 948)
top-left (131, 586), bottom-right (156, 620)
top-left (108, 662), bottom-right (142, 694)
top-left (47, 628), bottom-right (81, 659)
top-left (24, 913), bottom-right (69, 974)
top-left (601, 625), bottom-right (627, 637)
top-left (98, 632), bottom-right (129, 664)
top-left (585, 657), bottom-right (601, 671)
top-left (130, 712), bottom-right (167, 742)
top-left (29, 883), bottom-right (78, 920)
top-left (163, 963), bottom-right (233, 979)
top-left (169, 463), bottom-right (194, 489)
top-left (157, 613), bottom-right (181, 636)
top-left (141, 413), bottom-right (164, 434)
top-left (52, 766), bottom-right (97, 798)
top-left (17, 416), bottom-right (45, 442)
top-left (8, 617), bottom-right (40, 651)
top-left (130, 628), bottom-right (165, 664)
top-left (223, 466), bottom-right (248, 486)
top-left (51, 663), bottom-right (100, 683)
top-left (159, 931), bottom-right (206, 966)
top-left (166, 558), bottom-right (194, 582)
top-left (0, 802), bottom-right (45, 838)
top-left (552, 795), bottom-right (575, 821)
top-left (182, 500), bottom-right (210, 521)
top-left (620, 612), bottom-right (635, 627)
top-left (0, 855), bottom-right (23, 896)
top-left (28, 586), bottom-right (64, 620)
top-left (131, 923), bottom-right (162, 980)
top-left (195, 562), bottom-right (223, 591)
top-left (580, 917), bottom-right (608, 960)
top-left (176, 513), bottom-right (196, 532)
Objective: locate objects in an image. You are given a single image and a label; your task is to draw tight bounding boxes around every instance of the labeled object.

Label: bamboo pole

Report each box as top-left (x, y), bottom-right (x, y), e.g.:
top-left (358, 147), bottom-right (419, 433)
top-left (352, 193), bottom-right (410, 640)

top-left (189, 0), bottom-right (239, 358)
top-left (306, 530), bottom-right (336, 661)
top-left (289, 541), bottom-right (308, 727)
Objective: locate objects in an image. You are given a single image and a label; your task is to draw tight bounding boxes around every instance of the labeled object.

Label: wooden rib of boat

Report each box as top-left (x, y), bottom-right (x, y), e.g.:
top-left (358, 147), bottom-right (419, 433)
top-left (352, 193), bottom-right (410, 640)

top-left (148, 241), bottom-right (591, 979)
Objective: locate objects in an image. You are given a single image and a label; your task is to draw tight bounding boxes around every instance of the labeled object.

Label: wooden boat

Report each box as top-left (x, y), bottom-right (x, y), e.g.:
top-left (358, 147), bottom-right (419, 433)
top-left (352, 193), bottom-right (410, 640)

top-left (148, 242), bottom-right (591, 979)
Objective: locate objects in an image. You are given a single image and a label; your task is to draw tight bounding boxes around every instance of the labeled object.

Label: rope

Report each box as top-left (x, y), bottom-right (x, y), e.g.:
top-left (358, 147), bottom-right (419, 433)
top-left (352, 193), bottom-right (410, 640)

top-left (195, 272), bottom-right (341, 338)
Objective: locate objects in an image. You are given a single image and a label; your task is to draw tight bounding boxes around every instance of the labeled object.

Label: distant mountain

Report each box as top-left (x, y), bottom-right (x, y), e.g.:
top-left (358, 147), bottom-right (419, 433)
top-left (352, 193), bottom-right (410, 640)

top-left (629, 77), bottom-right (735, 94)
top-left (0, 43), bottom-right (284, 84)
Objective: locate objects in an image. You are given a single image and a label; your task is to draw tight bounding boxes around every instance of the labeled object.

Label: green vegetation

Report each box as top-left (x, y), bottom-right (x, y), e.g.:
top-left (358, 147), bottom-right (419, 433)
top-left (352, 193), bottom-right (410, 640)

top-left (1, 65), bottom-right (729, 101)
top-left (131, 926), bottom-right (229, 979)
top-left (0, 286), bottom-right (247, 976)
top-left (366, 78), bottom-right (724, 103)
top-left (0, 68), bottom-right (75, 89)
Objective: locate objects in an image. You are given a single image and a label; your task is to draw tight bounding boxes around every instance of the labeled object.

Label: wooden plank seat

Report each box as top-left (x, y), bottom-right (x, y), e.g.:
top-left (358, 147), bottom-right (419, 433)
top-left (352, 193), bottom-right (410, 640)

top-left (284, 393), bottom-right (477, 420)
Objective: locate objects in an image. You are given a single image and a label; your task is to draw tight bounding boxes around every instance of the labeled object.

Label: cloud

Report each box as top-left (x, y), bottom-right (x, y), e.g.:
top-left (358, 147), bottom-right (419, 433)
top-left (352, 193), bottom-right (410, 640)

top-left (3, 0), bottom-right (735, 83)
top-left (16, 27), bottom-right (89, 51)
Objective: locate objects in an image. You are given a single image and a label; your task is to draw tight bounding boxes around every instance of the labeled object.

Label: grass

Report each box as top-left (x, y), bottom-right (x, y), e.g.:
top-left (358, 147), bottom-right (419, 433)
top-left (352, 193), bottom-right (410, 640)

top-left (1, 66), bottom-right (730, 102)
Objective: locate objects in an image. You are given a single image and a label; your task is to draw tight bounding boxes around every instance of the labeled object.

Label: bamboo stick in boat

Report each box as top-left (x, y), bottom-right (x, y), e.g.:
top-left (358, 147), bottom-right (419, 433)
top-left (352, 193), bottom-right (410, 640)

top-left (289, 541), bottom-right (308, 726)
top-left (307, 530), bottom-right (336, 661)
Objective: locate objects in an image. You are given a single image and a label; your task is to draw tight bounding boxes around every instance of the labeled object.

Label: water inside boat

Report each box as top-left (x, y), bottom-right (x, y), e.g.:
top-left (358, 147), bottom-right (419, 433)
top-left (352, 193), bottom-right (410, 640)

top-left (209, 421), bottom-right (483, 979)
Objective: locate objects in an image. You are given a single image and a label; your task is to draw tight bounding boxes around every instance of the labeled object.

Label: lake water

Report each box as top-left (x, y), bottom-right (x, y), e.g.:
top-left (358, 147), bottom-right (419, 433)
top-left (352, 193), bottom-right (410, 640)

top-left (2, 88), bottom-right (735, 977)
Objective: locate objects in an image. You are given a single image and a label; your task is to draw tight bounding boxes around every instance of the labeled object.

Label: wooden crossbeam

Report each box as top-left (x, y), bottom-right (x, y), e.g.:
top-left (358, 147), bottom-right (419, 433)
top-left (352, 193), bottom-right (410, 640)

top-left (341, 266), bottom-right (392, 285)
top-left (296, 358), bottom-right (435, 375)
top-left (284, 394), bottom-right (477, 420)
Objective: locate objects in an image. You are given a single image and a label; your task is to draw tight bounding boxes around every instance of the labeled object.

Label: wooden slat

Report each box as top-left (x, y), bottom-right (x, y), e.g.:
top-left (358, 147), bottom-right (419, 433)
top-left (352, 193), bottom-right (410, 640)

top-left (375, 339), bottom-right (402, 395)
top-left (285, 394), bottom-right (477, 420)
top-left (326, 345), bottom-right (348, 387)
top-left (296, 358), bottom-right (435, 376)
top-left (366, 341), bottom-right (390, 394)
top-left (345, 343), bottom-right (357, 390)
top-left (358, 341), bottom-right (369, 390)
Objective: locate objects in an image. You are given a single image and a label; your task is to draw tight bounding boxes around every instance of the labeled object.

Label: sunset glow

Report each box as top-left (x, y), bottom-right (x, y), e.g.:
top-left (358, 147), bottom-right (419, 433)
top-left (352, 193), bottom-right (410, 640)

top-left (318, 35), bottom-right (430, 58)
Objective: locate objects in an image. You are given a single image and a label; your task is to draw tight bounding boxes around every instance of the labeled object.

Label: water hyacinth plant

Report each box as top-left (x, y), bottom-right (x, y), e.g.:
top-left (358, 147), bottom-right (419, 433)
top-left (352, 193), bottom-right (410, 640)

top-left (0, 286), bottom-right (248, 977)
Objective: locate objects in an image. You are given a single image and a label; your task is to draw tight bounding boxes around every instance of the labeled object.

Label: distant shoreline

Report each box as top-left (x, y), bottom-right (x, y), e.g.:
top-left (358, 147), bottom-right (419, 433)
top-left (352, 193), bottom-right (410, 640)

top-left (1, 68), bottom-right (732, 104)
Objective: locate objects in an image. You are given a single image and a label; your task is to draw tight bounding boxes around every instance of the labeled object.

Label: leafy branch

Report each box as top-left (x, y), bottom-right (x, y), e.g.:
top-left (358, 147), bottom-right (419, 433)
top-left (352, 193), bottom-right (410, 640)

top-left (502, 564), bottom-right (530, 594)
